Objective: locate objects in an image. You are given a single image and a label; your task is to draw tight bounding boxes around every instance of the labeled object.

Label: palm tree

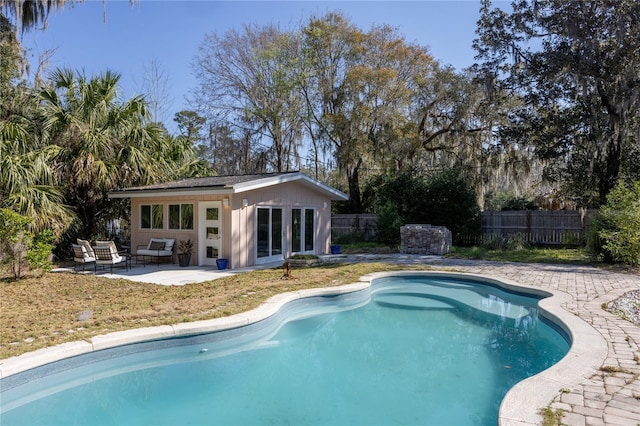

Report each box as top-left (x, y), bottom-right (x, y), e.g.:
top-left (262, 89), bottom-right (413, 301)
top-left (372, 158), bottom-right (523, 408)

top-left (40, 67), bottom-right (171, 238)
top-left (0, 74), bottom-right (73, 235)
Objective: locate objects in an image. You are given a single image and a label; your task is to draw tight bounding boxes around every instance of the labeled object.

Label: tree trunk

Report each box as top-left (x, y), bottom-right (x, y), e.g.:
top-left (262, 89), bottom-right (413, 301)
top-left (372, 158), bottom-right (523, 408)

top-left (600, 130), bottom-right (622, 205)
top-left (346, 160), bottom-right (363, 213)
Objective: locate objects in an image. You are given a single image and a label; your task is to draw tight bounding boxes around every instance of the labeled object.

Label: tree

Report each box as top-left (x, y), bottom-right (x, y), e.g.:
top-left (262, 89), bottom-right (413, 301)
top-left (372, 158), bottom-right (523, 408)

top-left (474, 0), bottom-right (640, 206)
top-left (301, 13), bottom-right (438, 212)
top-left (137, 57), bottom-right (174, 125)
top-left (1, 0), bottom-right (67, 34)
top-left (1, 0), bottom-right (135, 34)
top-left (1, 15), bottom-right (72, 235)
top-left (39, 68), bottom-right (172, 238)
top-left (0, 208), bottom-right (53, 279)
top-left (175, 110), bottom-right (205, 142)
top-left (192, 23), bottom-right (305, 173)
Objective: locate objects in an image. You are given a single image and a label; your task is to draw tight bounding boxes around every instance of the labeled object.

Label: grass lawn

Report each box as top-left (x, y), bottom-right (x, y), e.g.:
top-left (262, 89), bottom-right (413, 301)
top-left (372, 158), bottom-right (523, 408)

top-left (449, 246), bottom-right (594, 264)
top-left (0, 262), bottom-right (430, 360)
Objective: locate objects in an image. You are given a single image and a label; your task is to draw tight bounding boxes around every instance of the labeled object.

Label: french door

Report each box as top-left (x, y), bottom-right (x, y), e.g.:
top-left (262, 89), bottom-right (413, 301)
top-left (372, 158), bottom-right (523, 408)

top-left (256, 207), bottom-right (283, 264)
top-left (292, 208), bottom-right (315, 254)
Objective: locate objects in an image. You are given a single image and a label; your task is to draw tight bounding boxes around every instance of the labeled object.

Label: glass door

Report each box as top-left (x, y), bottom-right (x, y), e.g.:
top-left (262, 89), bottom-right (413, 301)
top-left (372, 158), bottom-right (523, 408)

top-left (292, 208), bottom-right (315, 254)
top-left (198, 201), bottom-right (222, 266)
top-left (257, 207), bottom-right (283, 263)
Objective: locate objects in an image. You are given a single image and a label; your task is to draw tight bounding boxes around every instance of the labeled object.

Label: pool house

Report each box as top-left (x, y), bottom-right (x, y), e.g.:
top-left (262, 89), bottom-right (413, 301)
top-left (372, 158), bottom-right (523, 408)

top-left (108, 172), bottom-right (349, 269)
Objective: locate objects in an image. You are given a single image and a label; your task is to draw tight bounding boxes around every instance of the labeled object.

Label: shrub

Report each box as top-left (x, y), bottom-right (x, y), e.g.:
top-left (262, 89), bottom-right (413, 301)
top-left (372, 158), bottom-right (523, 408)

top-left (26, 229), bottom-right (55, 275)
top-left (482, 234), bottom-right (507, 250)
top-left (504, 233), bottom-right (531, 251)
top-left (423, 170), bottom-right (481, 237)
top-left (0, 209), bottom-right (55, 278)
top-left (375, 202), bottom-right (402, 246)
top-left (595, 180), bottom-right (640, 265)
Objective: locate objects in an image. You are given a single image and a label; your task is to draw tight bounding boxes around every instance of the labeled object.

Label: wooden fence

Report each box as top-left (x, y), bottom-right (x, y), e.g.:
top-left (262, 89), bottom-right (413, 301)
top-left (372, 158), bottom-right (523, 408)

top-left (480, 210), bottom-right (596, 246)
top-left (332, 210), bottom-right (596, 246)
top-left (331, 214), bottom-right (378, 242)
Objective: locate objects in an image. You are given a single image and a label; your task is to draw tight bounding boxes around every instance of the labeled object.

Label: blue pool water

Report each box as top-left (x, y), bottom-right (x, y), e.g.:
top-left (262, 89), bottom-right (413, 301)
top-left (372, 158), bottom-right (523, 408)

top-left (1, 275), bottom-right (569, 425)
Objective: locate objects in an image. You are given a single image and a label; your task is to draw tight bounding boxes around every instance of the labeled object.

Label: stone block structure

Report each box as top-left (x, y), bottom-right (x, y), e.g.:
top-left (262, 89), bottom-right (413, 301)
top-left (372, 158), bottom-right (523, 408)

top-left (400, 224), bottom-right (452, 255)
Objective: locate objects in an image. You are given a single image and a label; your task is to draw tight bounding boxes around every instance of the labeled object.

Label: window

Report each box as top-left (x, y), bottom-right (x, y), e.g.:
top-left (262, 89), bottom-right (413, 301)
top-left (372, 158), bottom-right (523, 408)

top-left (141, 204), bottom-right (163, 229)
top-left (169, 204), bottom-right (194, 230)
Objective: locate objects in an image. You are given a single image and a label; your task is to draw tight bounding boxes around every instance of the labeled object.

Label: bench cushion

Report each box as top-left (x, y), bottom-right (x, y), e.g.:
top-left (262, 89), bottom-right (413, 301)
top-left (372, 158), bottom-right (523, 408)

top-left (95, 240), bottom-right (118, 255)
top-left (137, 249), bottom-right (173, 257)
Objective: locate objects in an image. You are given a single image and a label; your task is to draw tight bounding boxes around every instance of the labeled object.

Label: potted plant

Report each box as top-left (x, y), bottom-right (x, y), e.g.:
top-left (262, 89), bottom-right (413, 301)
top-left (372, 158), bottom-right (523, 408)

top-left (177, 239), bottom-right (193, 267)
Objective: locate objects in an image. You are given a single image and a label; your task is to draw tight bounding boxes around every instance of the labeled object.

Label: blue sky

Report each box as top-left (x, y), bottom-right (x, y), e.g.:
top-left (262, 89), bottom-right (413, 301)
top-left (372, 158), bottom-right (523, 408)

top-left (22, 0), bottom-right (493, 132)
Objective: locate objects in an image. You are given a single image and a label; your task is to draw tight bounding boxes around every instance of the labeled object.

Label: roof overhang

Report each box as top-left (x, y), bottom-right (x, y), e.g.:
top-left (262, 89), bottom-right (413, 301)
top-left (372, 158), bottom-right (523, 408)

top-left (108, 172), bottom-right (349, 201)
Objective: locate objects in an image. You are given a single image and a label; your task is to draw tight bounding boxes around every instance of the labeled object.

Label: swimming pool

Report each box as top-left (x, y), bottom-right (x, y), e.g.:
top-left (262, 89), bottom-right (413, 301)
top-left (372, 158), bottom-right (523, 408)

top-left (1, 273), bottom-right (570, 425)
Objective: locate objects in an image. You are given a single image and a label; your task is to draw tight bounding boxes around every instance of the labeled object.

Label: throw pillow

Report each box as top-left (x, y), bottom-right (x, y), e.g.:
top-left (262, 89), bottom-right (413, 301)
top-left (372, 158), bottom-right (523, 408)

top-left (149, 241), bottom-right (166, 251)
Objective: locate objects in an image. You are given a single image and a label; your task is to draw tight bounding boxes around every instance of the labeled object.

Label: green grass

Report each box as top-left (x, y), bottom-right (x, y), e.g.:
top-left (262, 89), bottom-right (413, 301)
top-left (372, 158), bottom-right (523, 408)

top-left (449, 246), bottom-right (593, 264)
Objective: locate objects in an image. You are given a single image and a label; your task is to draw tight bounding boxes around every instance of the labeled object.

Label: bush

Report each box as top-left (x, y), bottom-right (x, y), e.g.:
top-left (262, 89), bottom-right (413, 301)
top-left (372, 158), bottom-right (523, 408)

top-left (484, 192), bottom-right (538, 211)
top-left (422, 170), bottom-right (481, 237)
top-left (481, 233), bottom-right (531, 251)
top-left (594, 180), bottom-right (640, 265)
top-left (0, 209), bottom-right (54, 278)
top-left (375, 202), bottom-right (402, 246)
top-left (26, 229), bottom-right (55, 274)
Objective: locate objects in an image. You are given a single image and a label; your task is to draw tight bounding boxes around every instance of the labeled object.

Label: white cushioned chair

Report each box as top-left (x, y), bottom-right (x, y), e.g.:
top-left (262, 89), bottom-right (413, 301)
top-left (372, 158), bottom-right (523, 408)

top-left (93, 241), bottom-right (129, 273)
top-left (135, 238), bottom-right (175, 266)
top-left (72, 243), bottom-right (96, 272)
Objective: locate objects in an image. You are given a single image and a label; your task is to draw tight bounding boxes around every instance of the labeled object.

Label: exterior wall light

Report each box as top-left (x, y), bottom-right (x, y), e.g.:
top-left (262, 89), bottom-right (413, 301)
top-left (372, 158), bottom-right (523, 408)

top-left (223, 198), bottom-right (229, 207)
top-left (242, 199), bottom-right (249, 208)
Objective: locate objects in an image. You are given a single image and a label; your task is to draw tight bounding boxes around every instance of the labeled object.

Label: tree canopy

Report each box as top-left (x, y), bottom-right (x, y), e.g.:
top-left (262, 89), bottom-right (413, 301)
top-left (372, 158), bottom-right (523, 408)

top-left (191, 12), bottom-right (527, 213)
top-left (474, 0), bottom-right (640, 207)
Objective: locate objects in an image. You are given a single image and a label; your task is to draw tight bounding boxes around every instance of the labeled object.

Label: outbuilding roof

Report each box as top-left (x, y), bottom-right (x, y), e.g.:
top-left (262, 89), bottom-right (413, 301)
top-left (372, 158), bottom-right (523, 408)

top-left (108, 171), bottom-right (349, 200)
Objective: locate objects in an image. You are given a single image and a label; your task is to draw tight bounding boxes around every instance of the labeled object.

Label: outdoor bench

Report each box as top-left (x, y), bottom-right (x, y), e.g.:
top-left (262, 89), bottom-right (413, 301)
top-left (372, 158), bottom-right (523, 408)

top-left (135, 238), bottom-right (175, 266)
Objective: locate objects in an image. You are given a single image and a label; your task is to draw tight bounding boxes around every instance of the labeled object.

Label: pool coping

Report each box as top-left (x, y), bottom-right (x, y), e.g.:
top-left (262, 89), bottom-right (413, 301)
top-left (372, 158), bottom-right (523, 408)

top-left (0, 270), bottom-right (608, 426)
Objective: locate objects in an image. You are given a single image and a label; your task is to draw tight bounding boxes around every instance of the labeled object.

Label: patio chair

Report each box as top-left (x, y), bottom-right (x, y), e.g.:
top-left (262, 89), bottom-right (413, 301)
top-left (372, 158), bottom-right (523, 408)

top-left (72, 243), bottom-right (96, 272)
top-left (93, 241), bottom-right (130, 273)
